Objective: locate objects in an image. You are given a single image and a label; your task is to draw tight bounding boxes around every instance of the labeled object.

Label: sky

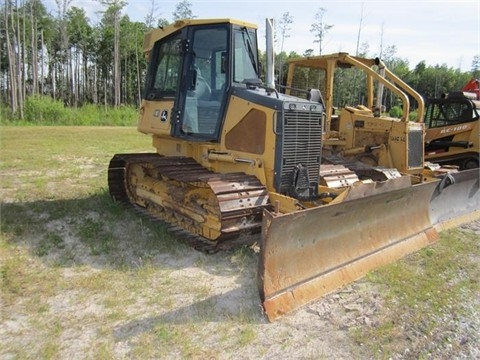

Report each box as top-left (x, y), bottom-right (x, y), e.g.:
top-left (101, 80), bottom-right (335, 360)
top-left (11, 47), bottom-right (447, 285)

top-left (45, 0), bottom-right (480, 72)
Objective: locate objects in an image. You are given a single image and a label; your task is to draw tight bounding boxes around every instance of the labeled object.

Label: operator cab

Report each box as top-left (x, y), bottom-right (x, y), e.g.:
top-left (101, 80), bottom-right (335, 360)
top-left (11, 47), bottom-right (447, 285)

top-left (424, 92), bottom-right (479, 129)
top-left (143, 20), bottom-right (259, 141)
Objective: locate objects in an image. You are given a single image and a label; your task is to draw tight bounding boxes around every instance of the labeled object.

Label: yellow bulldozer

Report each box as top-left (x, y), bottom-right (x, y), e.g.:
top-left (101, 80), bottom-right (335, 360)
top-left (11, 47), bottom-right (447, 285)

top-left (108, 18), bottom-right (480, 321)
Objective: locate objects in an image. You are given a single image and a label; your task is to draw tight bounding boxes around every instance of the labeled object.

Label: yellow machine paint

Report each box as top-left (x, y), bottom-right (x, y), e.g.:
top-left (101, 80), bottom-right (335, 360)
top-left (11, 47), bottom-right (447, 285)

top-left (285, 53), bottom-right (427, 175)
top-left (108, 18), bottom-right (480, 321)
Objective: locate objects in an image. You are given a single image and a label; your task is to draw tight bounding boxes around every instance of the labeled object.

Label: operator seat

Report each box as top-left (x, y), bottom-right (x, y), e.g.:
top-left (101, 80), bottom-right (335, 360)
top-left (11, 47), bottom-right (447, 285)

top-left (195, 69), bottom-right (211, 101)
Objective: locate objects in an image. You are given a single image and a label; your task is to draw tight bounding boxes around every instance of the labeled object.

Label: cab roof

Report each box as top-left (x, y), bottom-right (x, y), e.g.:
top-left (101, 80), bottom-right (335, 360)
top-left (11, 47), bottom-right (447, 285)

top-left (143, 18), bottom-right (258, 54)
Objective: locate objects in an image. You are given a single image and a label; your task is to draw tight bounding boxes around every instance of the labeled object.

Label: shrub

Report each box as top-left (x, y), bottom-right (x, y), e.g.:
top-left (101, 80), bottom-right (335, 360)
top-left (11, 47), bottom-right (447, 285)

top-left (3, 96), bottom-right (138, 126)
top-left (409, 110), bottom-right (419, 121)
top-left (106, 105), bottom-right (138, 126)
top-left (24, 95), bottom-right (69, 124)
top-left (389, 106), bottom-right (403, 118)
top-left (0, 101), bottom-right (14, 123)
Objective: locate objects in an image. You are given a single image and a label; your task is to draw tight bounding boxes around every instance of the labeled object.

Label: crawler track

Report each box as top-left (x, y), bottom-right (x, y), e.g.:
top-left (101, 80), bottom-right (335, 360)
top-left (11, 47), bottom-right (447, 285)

top-left (108, 153), bottom-right (270, 253)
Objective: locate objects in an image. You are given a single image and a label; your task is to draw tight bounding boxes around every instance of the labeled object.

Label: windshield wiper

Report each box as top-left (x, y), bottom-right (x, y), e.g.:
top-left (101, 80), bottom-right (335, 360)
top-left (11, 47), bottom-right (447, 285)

top-left (242, 27), bottom-right (259, 79)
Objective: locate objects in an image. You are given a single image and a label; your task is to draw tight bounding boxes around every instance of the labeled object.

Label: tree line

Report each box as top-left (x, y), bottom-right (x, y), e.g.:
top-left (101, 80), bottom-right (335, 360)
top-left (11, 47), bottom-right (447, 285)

top-left (1, 0), bottom-right (479, 121)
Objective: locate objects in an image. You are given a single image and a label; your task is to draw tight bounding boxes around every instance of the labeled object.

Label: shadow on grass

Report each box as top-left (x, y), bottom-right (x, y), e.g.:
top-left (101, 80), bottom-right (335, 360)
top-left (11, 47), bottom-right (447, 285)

top-left (1, 190), bottom-right (267, 325)
top-left (113, 286), bottom-right (266, 341)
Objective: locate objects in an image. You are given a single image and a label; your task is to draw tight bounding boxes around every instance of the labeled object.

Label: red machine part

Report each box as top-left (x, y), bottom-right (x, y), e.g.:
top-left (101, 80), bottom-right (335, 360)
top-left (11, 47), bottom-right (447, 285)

top-left (462, 79), bottom-right (480, 100)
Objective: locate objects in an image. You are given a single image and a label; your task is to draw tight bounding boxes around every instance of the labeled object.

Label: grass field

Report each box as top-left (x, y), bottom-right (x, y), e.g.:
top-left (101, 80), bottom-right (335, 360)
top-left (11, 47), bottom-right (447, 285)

top-left (1, 126), bottom-right (479, 359)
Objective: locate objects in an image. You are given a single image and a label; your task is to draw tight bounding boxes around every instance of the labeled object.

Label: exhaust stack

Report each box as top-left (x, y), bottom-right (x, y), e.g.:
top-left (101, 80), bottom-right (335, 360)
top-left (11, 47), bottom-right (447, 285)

top-left (265, 18), bottom-right (275, 88)
top-left (375, 57), bottom-right (386, 110)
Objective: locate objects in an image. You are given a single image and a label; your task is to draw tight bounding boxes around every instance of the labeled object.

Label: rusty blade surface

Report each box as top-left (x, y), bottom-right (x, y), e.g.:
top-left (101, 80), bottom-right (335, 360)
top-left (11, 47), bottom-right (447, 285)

top-left (258, 179), bottom-right (440, 322)
top-left (429, 168), bottom-right (480, 230)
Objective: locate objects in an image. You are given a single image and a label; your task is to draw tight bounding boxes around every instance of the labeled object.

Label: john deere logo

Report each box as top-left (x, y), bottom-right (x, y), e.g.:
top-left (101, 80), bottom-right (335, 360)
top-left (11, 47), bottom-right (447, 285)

top-left (160, 110), bottom-right (168, 122)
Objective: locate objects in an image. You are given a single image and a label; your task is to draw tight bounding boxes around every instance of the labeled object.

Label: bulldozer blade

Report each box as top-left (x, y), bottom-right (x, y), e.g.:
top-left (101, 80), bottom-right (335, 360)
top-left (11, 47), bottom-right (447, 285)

top-left (258, 179), bottom-right (440, 321)
top-left (430, 168), bottom-right (480, 230)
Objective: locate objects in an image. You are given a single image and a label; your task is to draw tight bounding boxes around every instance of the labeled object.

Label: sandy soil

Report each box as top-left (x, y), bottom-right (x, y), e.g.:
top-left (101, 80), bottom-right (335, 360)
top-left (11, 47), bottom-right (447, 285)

top-left (1, 204), bottom-right (479, 359)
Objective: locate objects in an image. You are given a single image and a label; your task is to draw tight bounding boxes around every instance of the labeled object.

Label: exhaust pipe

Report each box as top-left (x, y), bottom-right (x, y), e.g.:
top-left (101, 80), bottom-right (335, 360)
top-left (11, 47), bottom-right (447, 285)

top-left (375, 57), bottom-right (385, 111)
top-left (265, 18), bottom-right (275, 89)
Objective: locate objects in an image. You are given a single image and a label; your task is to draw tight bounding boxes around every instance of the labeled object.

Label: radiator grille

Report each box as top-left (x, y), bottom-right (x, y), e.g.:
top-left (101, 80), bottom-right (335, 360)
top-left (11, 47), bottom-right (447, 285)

top-left (278, 110), bottom-right (323, 196)
top-left (408, 129), bottom-right (424, 169)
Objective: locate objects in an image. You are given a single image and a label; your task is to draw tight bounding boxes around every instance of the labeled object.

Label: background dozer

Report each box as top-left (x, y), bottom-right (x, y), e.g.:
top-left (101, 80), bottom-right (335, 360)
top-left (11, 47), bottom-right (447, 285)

top-left (424, 79), bottom-right (480, 169)
top-left (108, 18), bottom-right (480, 321)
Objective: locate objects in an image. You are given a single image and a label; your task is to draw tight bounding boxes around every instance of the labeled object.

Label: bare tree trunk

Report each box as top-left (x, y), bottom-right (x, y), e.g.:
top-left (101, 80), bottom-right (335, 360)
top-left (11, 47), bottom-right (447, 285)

top-left (104, 78), bottom-right (107, 111)
top-left (52, 63), bottom-right (56, 101)
top-left (65, 50), bottom-right (70, 106)
top-left (40, 29), bottom-right (44, 95)
top-left (98, 0), bottom-right (126, 106)
top-left (135, 28), bottom-right (141, 105)
top-left (75, 48), bottom-right (80, 106)
top-left (68, 47), bottom-right (74, 107)
top-left (82, 51), bottom-right (88, 104)
top-left (30, 0), bottom-right (38, 94)
top-left (56, 0), bottom-right (72, 105)
top-left (16, 0), bottom-right (24, 118)
top-left (278, 12), bottom-right (293, 87)
top-left (5, 1), bottom-right (18, 115)
top-left (347, 3), bottom-right (365, 106)
top-left (93, 63), bottom-right (98, 104)
top-left (355, 4), bottom-right (365, 56)
top-left (114, 9), bottom-right (120, 107)
top-left (378, 22), bottom-right (385, 60)
top-left (21, 0), bottom-right (26, 101)
top-left (145, 0), bottom-right (157, 28)
top-left (123, 56), bottom-right (127, 104)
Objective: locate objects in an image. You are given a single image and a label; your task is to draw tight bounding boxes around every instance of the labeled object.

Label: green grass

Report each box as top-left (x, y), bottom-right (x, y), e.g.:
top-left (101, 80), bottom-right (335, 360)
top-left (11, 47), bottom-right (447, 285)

top-left (352, 228), bottom-right (480, 359)
top-left (0, 126), bottom-right (149, 201)
top-left (0, 126), bottom-right (266, 358)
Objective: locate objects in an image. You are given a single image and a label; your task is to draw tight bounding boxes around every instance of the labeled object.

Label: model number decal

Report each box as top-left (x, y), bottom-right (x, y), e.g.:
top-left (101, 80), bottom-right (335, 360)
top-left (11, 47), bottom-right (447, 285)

top-left (440, 124), bottom-right (469, 134)
top-left (390, 136), bottom-right (406, 142)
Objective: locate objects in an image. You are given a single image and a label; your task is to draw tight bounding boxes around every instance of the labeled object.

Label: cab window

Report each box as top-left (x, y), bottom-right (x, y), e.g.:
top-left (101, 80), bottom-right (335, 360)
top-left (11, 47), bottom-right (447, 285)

top-left (145, 33), bottom-right (183, 100)
top-left (425, 101), bottom-right (477, 128)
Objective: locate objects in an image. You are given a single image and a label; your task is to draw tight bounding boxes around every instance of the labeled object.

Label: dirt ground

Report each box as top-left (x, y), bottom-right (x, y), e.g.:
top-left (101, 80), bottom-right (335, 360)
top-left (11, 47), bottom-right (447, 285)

top-left (2, 213), bottom-right (479, 359)
top-left (1, 127), bottom-right (478, 358)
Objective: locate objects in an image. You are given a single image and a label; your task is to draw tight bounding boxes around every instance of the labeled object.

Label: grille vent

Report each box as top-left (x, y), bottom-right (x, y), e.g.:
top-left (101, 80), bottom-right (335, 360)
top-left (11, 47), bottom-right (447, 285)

top-left (408, 129), bottom-right (423, 169)
top-left (278, 110), bottom-right (323, 199)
